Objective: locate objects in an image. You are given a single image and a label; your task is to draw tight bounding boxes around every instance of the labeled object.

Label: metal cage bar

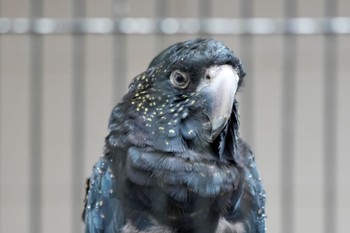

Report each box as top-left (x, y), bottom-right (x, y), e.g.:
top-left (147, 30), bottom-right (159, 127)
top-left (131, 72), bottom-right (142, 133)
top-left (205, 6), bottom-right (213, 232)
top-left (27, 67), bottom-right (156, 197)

top-left (0, 17), bottom-right (349, 35)
top-left (155, 0), bottom-right (168, 49)
top-left (281, 1), bottom-right (298, 233)
top-left (29, 1), bottom-right (44, 233)
top-left (71, 1), bottom-right (86, 233)
top-left (112, 0), bottom-right (128, 102)
top-left (239, 0), bottom-right (255, 145)
top-left (323, 0), bottom-right (338, 232)
top-left (0, 0), bottom-right (2, 229)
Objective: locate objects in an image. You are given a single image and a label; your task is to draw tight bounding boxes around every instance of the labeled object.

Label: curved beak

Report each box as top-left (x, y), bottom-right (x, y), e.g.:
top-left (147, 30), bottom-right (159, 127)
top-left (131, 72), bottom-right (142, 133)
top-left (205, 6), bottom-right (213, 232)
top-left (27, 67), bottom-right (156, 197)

top-left (197, 65), bottom-right (239, 142)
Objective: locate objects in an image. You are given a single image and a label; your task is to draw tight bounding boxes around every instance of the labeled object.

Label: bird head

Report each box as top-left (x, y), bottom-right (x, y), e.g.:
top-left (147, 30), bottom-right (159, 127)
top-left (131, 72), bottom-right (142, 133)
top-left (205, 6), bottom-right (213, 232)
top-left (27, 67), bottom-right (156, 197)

top-left (108, 38), bottom-right (245, 161)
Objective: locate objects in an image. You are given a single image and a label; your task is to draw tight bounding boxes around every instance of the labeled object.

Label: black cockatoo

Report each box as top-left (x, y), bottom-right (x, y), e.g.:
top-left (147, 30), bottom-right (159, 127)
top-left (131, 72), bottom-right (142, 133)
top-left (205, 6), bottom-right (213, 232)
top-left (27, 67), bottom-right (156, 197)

top-left (83, 38), bottom-right (266, 233)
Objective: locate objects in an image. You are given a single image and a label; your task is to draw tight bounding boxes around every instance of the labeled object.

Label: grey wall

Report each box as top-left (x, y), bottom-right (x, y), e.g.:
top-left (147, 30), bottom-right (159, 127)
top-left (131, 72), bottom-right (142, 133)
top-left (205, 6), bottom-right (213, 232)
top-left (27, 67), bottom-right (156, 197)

top-left (0, 0), bottom-right (350, 233)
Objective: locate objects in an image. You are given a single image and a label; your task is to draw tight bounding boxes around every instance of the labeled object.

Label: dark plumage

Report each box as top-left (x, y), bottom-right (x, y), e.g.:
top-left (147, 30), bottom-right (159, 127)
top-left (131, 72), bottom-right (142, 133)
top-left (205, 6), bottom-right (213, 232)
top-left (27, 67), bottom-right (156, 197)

top-left (83, 38), bottom-right (266, 233)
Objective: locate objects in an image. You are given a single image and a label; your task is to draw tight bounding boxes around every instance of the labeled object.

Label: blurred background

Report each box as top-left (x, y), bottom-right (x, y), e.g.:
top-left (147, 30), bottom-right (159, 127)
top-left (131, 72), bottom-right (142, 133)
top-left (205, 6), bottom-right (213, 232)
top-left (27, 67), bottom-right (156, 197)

top-left (0, 0), bottom-right (349, 233)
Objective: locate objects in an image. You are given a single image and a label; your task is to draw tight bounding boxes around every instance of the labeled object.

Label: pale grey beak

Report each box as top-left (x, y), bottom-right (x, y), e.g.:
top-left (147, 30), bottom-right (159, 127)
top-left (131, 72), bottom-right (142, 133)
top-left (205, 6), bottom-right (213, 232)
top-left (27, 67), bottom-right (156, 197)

top-left (197, 65), bottom-right (239, 142)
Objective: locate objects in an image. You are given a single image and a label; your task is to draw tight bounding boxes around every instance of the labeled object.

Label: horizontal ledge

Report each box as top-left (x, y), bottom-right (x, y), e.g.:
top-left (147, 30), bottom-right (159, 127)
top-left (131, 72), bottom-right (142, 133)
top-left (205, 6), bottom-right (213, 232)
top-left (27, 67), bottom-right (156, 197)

top-left (0, 17), bottom-right (349, 35)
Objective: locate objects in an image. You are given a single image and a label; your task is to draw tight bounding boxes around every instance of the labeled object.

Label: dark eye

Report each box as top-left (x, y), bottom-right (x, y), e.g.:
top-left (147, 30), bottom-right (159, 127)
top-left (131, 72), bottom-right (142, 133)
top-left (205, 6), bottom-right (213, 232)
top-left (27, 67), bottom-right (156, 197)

top-left (170, 71), bottom-right (189, 89)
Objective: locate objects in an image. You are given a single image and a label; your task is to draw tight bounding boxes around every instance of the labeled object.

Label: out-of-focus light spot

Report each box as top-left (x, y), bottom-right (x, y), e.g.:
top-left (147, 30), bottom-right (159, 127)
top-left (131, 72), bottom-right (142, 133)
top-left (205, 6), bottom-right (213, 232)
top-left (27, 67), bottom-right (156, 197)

top-left (331, 17), bottom-right (350, 34)
top-left (13, 18), bottom-right (30, 33)
top-left (0, 18), bottom-right (11, 33)
top-left (161, 18), bottom-right (179, 34)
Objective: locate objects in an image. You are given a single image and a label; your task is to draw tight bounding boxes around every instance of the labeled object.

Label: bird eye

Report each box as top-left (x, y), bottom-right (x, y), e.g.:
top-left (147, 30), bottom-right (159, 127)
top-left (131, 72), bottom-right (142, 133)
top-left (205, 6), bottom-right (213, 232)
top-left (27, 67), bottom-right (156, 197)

top-left (170, 71), bottom-right (189, 89)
